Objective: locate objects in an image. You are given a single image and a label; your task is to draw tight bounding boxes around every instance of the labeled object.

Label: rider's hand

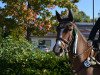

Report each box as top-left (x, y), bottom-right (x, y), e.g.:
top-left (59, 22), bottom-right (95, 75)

top-left (88, 40), bottom-right (93, 46)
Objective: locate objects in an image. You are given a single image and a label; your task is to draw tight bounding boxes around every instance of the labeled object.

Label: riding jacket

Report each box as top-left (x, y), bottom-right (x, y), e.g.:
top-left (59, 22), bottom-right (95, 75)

top-left (88, 17), bottom-right (100, 41)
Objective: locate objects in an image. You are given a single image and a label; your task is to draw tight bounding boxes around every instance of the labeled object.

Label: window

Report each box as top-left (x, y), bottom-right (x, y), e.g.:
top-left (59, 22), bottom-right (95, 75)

top-left (38, 40), bottom-right (51, 48)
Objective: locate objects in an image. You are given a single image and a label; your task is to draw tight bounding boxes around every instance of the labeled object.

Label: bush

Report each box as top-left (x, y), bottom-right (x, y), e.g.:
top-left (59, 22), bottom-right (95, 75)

top-left (0, 36), bottom-right (73, 75)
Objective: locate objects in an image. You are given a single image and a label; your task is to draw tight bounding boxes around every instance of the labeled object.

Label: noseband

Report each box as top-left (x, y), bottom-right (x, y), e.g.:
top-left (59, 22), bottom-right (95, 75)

top-left (56, 38), bottom-right (69, 45)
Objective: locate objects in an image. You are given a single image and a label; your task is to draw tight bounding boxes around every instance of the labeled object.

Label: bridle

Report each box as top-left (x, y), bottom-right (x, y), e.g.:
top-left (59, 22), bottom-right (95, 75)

top-left (56, 21), bottom-right (74, 52)
top-left (56, 38), bottom-right (70, 45)
top-left (56, 21), bottom-right (93, 56)
top-left (55, 22), bottom-right (94, 73)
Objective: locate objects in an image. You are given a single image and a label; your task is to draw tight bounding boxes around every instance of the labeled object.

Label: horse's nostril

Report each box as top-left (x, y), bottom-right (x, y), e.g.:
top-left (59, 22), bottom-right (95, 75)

top-left (60, 48), bottom-right (63, 53)
top-left (53, 45), bottom-right (63, 56)
top-left (53, 47), bottom-right (60, 53)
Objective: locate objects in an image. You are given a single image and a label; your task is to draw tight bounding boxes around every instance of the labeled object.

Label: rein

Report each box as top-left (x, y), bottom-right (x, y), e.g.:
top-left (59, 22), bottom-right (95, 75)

top-left (72, 46), bottom-right (93, 58)
top-left (59, 32), bottom-right (93, 58)
top-left (67, 43), bottom-right (93, 74)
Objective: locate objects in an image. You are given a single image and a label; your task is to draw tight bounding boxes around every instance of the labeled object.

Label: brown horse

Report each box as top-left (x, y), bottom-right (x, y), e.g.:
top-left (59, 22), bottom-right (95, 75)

top-left (53, 9), bottom-right (100, 75)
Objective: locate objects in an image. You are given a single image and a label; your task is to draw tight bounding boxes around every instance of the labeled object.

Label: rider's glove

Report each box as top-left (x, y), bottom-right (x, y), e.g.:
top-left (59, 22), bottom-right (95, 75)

top-left (88, 40), bottom-right (93, 46)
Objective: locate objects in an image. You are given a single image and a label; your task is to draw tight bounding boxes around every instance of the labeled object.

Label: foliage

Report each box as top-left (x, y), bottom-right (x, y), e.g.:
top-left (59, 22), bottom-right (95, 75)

top-left (74, 10), bottom-right (91, 22)
top-left (0, 36), bottom-right (73, 75)
top-left (0, 27), bottom-right (3, 42)
top-left (0, 36), bottom-right (34, 63)
top-left (0, 0), bottom-right (79, 38)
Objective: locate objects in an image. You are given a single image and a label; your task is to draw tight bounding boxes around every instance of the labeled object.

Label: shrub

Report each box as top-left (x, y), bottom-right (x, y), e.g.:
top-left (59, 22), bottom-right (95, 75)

top-left (0, 36), bottom-right (73, 75)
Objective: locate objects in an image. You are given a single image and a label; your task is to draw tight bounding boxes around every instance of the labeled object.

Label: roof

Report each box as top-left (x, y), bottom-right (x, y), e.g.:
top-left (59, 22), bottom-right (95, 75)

top-left (76, 22), bottom-right (93, 26)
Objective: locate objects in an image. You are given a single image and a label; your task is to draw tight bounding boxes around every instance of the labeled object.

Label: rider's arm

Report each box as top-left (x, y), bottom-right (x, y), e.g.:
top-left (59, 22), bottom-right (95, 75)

top-left (88, 18), bottom-right (100, 41)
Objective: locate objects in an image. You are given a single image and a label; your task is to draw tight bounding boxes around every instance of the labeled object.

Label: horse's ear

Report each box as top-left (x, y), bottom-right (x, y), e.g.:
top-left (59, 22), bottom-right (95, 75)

top-left (56, 11), bottom-right (61, 22)
top-left (68, 9), bottom-right (73, 21)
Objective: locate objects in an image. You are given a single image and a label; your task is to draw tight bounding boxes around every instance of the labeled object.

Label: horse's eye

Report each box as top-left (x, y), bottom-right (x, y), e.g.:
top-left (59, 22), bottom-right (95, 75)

top-left (69, 29), bottom-right (73, 31)
top-left (69, 24), bottom-right (72, 26)
top-left (63, 28), bottom-right (68, 32)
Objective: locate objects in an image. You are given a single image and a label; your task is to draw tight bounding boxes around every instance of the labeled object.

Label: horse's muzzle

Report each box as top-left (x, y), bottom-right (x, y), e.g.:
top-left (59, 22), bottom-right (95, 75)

top-left (53, 45), bottom-right (63, 56)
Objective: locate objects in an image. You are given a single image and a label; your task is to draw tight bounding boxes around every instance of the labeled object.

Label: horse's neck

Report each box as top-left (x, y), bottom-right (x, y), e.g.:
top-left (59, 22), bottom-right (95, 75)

top-left (70, 25), bottom-right (91, 61)
top-left (77, 29), bottom-right (87, 47)
top-left (74, 25), bottom-right (88, 49)
top-left (77, 27), bottom-right (91, 61)
top-left (70, 26), bottom-right (92, 73)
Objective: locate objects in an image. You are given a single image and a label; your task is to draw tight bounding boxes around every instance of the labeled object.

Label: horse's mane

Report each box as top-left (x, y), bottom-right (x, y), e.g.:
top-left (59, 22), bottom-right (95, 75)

top-left (74, 24), bottom-right (87, 43)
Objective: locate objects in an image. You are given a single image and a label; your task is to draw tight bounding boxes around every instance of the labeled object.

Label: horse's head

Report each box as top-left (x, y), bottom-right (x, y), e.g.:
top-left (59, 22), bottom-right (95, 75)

top-left (53, 9), bottom-right (75, 56)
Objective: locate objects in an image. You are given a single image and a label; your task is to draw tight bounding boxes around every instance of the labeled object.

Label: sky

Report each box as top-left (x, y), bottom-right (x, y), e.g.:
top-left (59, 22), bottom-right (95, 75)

top-left (0, 1), bottom-right (5, 7)
top-left (76, 0), bottom-right (100, 19)
top-left (0, 0), bottom-right (100, 19)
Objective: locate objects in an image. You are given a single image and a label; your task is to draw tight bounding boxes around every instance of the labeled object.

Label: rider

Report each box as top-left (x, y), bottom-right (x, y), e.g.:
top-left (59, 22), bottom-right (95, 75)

top-left (88, 17), bottom-right (100, 64)
top-left (88, 17), bottom-right (100, 50)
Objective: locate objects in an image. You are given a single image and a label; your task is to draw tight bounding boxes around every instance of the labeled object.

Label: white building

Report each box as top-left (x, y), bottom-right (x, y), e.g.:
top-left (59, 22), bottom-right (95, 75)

top-left (30, 33), bottom-right (56, 50)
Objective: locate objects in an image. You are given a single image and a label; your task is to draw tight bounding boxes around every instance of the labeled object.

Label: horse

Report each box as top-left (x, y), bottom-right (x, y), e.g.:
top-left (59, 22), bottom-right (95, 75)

top-left (53, 9), bottom-right (100, 75)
